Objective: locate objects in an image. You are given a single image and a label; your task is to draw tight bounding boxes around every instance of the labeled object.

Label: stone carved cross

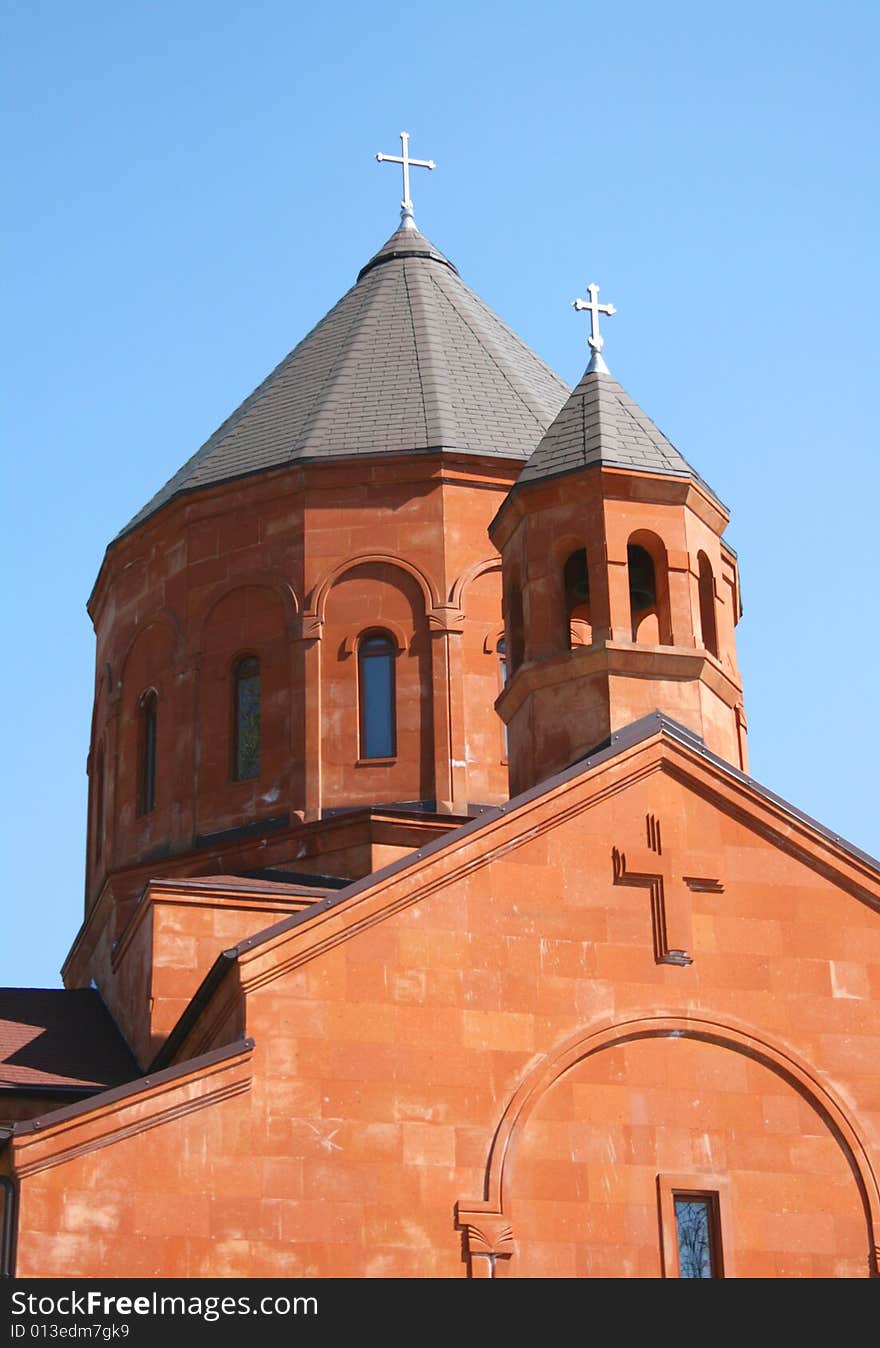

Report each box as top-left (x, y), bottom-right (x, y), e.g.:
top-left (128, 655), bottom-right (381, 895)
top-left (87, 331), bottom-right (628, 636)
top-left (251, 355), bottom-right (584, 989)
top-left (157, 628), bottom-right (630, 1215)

top-left (376, 131), bottom-right (436, 223)
top-left (612, 813), bottom-right (723, 966)
top-left (572, 282), bottom-right (617, 352)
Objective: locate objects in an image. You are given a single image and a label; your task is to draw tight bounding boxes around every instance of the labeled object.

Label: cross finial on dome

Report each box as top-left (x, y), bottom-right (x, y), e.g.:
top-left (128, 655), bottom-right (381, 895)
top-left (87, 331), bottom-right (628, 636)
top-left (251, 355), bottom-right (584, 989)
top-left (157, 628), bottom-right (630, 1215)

top-left (572, 283), bottom-right (617, 373)
top-left (376, 131), bottom-right (436, 230)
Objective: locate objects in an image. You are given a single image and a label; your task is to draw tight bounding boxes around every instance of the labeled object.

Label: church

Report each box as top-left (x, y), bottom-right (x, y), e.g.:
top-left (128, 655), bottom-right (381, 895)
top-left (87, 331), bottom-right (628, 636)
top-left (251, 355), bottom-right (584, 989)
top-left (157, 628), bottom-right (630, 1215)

top-left (2, 137), bottom-right (879, 1279)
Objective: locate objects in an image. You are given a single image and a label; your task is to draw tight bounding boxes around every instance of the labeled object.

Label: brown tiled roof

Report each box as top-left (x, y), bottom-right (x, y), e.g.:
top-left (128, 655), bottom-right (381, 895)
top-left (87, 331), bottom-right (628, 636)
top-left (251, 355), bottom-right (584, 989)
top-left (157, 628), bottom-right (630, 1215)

top-left (0, 989), bottom-right (137, 1094)
top-left (516, 362), bottom-right (722, 506)
top-left (121, 222), bottom-right (569, 535)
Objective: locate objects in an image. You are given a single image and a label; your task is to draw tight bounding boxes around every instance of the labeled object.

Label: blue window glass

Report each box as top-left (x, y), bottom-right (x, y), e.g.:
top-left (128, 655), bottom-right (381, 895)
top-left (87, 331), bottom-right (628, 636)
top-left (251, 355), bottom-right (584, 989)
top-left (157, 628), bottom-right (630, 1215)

top-left (674, 1196), bottom-right (718, 1278)
top-left (234, 656), bottom-right (261, 781)
top-left (359, 633), bottom-right (396, 759)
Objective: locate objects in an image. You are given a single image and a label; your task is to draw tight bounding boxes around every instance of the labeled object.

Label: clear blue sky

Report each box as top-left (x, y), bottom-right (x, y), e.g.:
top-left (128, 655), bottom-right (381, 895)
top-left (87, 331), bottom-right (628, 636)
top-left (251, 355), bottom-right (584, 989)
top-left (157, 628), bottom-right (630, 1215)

top-left (4, 1), bottom-right (878, 987)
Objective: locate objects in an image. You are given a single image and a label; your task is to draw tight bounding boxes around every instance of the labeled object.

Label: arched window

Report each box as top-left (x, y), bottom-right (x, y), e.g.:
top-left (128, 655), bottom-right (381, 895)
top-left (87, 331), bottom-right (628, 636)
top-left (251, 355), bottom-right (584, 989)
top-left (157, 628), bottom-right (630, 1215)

top-left (233, 656), bottom-right (261, 781)
top-left (628, 545), bottom-right (656, 622)
top-left (563, 548), bottom-right (591, 649)
top-left (698, 553), bottom-right (719, 658)
top-left (94, 743), bottom-right (105, 863)
top-left (358, 632), bottom-right (396, 760)
top-left (138, 690), bottom-right (158, 816)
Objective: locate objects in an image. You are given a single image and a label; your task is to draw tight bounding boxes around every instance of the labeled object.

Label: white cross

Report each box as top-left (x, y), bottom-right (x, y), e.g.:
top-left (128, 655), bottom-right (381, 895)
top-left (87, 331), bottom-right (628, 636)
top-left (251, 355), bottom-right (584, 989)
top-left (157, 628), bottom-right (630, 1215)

top-left (572, 283), bottom-right (617, 352)
top-left (376, 131), bottom-right (436, 224)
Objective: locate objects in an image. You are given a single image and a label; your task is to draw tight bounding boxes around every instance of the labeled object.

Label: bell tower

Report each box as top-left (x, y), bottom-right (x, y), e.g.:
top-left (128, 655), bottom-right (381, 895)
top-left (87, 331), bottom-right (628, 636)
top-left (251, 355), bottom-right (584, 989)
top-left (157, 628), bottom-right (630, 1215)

top-left (490, 283), bottom-right (747, 796)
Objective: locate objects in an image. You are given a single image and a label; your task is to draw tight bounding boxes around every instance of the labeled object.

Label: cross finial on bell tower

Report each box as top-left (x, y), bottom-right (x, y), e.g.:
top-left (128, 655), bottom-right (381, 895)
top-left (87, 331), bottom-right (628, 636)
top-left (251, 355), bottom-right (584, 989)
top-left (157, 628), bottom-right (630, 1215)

top-left (572, 283), bottom-right (617, 373)
top-left (376, 131), bottom-right (436, 230)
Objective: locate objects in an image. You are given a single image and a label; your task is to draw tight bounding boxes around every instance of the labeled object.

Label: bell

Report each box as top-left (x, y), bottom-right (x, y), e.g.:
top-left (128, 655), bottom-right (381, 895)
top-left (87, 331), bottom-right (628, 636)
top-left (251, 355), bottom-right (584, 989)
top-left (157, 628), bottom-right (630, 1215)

top-left (630, 581), bottom-right (654, 612)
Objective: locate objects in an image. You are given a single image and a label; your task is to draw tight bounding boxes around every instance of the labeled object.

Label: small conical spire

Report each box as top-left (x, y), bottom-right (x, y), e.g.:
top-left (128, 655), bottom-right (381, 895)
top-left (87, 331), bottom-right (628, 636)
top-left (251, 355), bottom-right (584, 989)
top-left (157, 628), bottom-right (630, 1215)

top-left (572, 282), bottom-right (616, 371)
top-left (376, 131), bottom-right (436, 229)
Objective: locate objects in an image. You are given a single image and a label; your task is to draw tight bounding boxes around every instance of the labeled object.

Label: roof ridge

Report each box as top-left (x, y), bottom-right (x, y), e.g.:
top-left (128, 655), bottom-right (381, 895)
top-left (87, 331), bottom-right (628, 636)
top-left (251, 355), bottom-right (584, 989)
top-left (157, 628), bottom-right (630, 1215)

top-left (513, 366), bottom-right (723, 501)
top-left (453, 274), bottom-right (569, 397)
top-left (109, 229), bottom-right (574, 544)
top-left (150, 709), bottom-right (880, 1037)
top-left (118, 280), bottom-right (373, 536)
top-left (403, 260), bottom-right (458, 448)
top-left (430, 269), bottom-right (563, 431)
top-left (293, 265), bottom-right (398, 456)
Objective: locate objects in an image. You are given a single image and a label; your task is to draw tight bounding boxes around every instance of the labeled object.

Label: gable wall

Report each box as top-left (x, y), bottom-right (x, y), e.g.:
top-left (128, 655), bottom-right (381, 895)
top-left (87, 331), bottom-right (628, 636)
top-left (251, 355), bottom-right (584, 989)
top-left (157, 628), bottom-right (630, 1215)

top-left (19, 748), bottom-right (880, 1276)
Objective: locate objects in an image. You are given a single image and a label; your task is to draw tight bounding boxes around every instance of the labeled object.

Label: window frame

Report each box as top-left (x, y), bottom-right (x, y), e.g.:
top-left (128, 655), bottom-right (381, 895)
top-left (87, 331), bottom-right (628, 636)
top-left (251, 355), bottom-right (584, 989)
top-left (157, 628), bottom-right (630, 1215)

top-left (357, 630), bottom-right (398, 763)
top-left (231, 653), bottom-right (262, 783)
top-left (657, 1172), bottom-right (732, 1278)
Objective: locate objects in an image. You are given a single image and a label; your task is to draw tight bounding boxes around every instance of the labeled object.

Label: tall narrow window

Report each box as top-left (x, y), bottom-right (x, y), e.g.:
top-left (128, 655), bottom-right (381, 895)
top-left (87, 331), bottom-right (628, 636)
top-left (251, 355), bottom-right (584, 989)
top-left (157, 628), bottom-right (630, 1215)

top-left (358, 632), bottom-right (396, 760)
top-left (138, 690), bottom-right (157, 816)
top-left (674, 1193), bottom-right (723, 1278)
top-left (94, 743), bottom-right (105, 863)
top-left (233, 656), bottom-right (261, 781)
top-left (697, 552), bottom-right (719, 658)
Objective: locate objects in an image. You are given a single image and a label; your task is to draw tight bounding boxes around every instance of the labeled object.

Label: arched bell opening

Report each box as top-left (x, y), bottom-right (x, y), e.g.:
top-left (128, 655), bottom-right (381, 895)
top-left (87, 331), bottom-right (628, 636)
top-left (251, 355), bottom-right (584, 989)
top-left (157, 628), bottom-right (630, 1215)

top-left (628, 533), bottom-right (672, 645)
top-left (563, 548), bottom-right (592, 649)
top-left (504, 571), bottom-right (525, 675)
top-left (697, 552), bottom-right (719, 658)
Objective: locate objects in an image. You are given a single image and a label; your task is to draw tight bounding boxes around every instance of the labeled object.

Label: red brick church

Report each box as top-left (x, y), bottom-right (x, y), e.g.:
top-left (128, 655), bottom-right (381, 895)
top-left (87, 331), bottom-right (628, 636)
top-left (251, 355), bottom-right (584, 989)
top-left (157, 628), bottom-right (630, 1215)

top-left (2, 148), bottom-right (879, 1278)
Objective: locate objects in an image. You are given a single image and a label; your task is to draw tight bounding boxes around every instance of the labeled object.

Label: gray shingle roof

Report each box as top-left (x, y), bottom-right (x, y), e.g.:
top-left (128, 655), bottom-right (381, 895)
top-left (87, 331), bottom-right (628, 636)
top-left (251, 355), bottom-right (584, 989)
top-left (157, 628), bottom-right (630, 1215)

top-left (121, 223), bottom-right (570, 536)
top-left (516, 359), bottom-right (722, 504)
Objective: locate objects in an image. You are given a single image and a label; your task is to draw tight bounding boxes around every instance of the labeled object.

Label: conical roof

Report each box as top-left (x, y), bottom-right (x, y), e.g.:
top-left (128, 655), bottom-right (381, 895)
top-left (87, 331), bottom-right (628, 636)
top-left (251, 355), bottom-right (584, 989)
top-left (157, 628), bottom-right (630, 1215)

top-left (122, 222), bottom-right (569, 535)
top-left (516, 359), bottom-right (722, 504)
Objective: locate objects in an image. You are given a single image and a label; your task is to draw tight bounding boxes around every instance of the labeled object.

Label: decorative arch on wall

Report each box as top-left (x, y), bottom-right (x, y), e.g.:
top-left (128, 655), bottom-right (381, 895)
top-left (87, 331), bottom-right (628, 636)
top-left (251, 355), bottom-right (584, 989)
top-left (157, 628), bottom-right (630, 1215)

top-left (196, 573), bottom-right (299, 647)
top-left (457, 1013), bottom-right (880, 1274)
top-left (308, 552), bottom-right (441, 625)
top-left (119, 607), bottom-right (185, 684)
top-left (317, 554), bottom-right (436, 806)
top-left (341, 619), bottom-right (408, 656)
top-left (196, 582), bottom-right (292, 834)
top-left (449, 557), bottom-right (501, 610)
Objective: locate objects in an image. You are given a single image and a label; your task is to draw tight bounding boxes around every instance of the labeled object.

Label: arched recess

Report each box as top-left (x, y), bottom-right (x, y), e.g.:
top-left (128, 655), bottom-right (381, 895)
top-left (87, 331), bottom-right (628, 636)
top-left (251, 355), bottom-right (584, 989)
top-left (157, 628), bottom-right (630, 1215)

top-left (449, 557), bottom-right (501, 611)
top-left (119, 607), bottom-right (185, 681)
top-left (197, 584), bottom-right (291, 835)
top-left (309, 552), bottom-right (440, 626)
top-left (627, 531), bottom-right (673, 645)
top-left (458, 1014), bottom-right (880, 1279)
top-left (321, 560), bottom-right (433, 808)
top-left (115, 617), bottom-right (178, 860)
top-left (196, 572), bottom-right (299, 647)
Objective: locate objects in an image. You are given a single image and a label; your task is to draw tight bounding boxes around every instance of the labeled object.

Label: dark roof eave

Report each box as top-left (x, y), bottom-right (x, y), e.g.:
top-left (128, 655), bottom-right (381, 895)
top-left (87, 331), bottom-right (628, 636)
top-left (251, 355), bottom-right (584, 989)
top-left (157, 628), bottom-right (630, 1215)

top-left (89, 445), bottom-right (530, 613)
top-left (11, 1037), bottom-right (254, 1139)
